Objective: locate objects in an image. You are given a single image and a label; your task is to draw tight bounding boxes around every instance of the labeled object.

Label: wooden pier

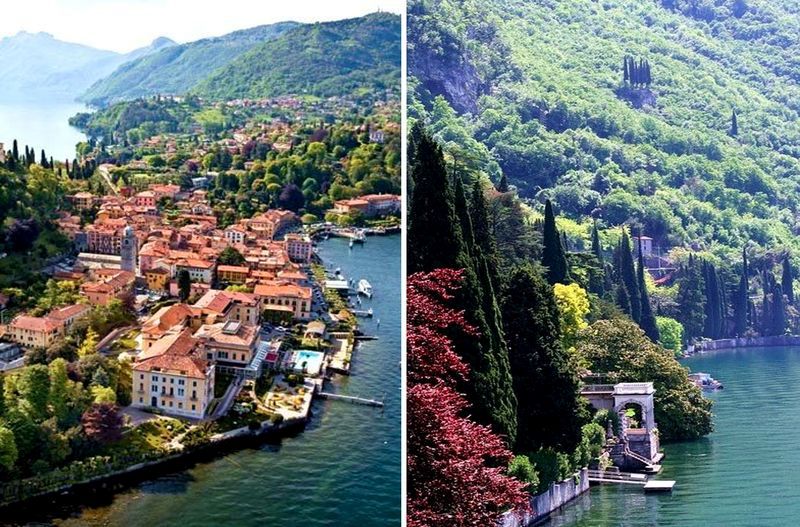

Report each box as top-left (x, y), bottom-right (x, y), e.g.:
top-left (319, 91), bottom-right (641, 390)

top-left (587, 469), bottom-right (675, 492)
top-left (318, 392), bottom-right (384, 407)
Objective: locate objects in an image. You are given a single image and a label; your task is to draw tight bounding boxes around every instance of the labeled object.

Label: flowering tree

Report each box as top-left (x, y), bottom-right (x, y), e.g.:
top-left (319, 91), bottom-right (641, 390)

top-left (408, 269), bottom-right (527, 527)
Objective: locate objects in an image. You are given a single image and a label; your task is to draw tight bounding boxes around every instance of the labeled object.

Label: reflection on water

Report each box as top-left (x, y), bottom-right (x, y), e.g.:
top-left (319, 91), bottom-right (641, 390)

top-left (545, 346), bottom-right (800, 526)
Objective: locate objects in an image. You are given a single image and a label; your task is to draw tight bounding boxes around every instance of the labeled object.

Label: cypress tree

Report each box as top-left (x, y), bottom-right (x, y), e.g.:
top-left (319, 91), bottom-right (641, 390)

top-left (623, 57), bottom-right (630, 83)
top-left (783, 257), bottom-right (794, 305)
top-left (637, 238), bottom-right (660, 341)
top-left (703, 262), bottom-right (723, 339)
top-left (40, 149), bottom-right (47, 168)
top-left (12, 140), bottom-right (18, 163)
top-left (616, 230), bottom-right (641, 323)
top-left (541, 199), bottom-right (570, 285)
top-left (676, 256), bottom-right (706, 341)
top-left (501, 264), bottom-right (583, 454)
top-left (496, 173), bottom-right (509, 192)
top-left (730, 109), bottom-right (739, 137)
top-left (616, 283), bottom-right (631, 316)
top-left (470, 181), bottom-right (501, 287)
top-left (734, 248), bottom-right (749, 335)
top-left (772, 283), bottom-right (787, 336)
top-left (589, 222), bottom-right (605, 296)
top-left (408, 126), bottom-right (464, 273)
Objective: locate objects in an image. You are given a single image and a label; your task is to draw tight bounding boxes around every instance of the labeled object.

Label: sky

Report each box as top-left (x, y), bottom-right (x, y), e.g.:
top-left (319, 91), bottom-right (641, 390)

top-left (1, 0), bottom-right (403, 53)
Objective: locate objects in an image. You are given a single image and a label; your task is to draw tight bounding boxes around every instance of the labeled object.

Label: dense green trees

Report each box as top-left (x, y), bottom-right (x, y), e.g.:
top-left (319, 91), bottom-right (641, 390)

top-left (409, 127), bottom-right (517, 443)
top-left (577, 319), bottom-right (713, 441)
top-left (614, 231), bottom-right (641, 324)
top-left (637, 239), bottom-right (660, 342)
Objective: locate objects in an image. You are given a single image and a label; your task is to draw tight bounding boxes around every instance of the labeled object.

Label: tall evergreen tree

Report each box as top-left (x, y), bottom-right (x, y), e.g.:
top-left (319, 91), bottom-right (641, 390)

top-left (11, 140), bottom-right (18, 163)
top-left (541, 199), bottom-right (570, 285)
top-left (408, 126), bottom-right (464, 273)
top-left (588, 222), bottom-right (605, 296)
top-left (637, 238), bottom-right (660, 341)
top-left (501, 265), bottom-right (584, 454)
top-left (496, 173), bottom-right (509, 192)
top-left (702, 262), bottom-right (723, 339)
top-left (39, 149), bottom-right (47, 168)
top-left (783, 257), bottom-right (794, 305)
top-left (772, 283), bottom-right (787, 336)
top-left (615, 230), bottom-right (641, 323)
top-left (734, 248), bottom-right (749, 335)
top-left (730, 109), bottom-right (739, 137)
top-left (616, 283), bottom-right (631, 316)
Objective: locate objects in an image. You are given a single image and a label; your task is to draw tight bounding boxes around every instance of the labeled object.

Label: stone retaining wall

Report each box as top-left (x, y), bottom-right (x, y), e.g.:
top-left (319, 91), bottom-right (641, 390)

top-left (687, 335), bottom-right (800, 354)
top-left (501, 468), bottom-right (590, 527)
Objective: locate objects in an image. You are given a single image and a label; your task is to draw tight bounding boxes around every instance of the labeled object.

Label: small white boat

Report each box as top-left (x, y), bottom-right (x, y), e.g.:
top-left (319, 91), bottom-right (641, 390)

top-left (358, 279), bottom-right (373, 298)
top-left (689, 372), bottom-right (723, 391)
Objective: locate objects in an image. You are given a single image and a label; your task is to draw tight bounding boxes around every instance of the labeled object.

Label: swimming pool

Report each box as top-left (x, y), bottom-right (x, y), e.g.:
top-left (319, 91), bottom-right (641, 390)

top-left (293, 349), bottom-right (325, 376)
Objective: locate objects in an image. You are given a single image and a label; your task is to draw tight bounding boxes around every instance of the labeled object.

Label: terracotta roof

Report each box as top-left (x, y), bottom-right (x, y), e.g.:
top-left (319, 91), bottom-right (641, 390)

top-left (195, 322), bottom-right (259, 348)
top-left (47, 304), bottom-right (91, 321)
top-left (139, 327), bottom-right (198, 361)
top-left (135, 329), bottom-right (209, 379)
top-left (217, 265), bottom-right (250, 274)
top-left (253, 281), bottom-right (312, 300)
top-left (142, 304), bottom-right (196, 336)
top-left (10, 315), bottom-right (61, 333)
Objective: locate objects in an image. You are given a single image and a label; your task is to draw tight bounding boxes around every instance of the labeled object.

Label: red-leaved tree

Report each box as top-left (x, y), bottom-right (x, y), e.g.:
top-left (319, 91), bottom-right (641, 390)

top-left (408, 269), bottom-right (528, 527)
top-left (81, 402), bottom-right (124, 443)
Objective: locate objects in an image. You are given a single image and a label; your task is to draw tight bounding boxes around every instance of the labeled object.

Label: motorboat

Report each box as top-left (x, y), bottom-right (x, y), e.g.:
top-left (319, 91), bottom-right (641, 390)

top-left (689, 372), bottom-right (723, 391)
top-left (358, 279), bottom-right (373, 298)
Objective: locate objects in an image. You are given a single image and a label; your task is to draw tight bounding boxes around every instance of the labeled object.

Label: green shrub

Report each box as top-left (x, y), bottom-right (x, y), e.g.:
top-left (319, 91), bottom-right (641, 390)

top-left (592, 408), bottom-right (621, 436)
top-left (528, 447), bottom-right (571, 493)
top-left (507, 455), bottom-right (539, 492)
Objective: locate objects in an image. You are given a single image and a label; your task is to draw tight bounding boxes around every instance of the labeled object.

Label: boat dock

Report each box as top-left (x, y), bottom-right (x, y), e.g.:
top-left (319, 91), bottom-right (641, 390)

top-left (318, 391), bottom-right (384, 407)
top-left (587, 469), bottom-right (675, 492)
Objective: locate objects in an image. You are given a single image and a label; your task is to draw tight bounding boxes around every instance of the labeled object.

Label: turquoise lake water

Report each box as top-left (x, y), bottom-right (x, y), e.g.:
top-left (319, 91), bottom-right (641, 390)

top-left (544, 346), bottom-right (800, 526)
top-left (10, 235), bottom-right (401, 527)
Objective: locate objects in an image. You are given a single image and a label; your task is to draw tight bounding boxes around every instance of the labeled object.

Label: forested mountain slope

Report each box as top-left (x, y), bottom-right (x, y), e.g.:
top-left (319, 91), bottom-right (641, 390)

top-left (80, 23), bottom-right (298, 106)
top-left (409, 0), bottom-right (800, 260)
top-left (194, 13), bottom-right (401, 100)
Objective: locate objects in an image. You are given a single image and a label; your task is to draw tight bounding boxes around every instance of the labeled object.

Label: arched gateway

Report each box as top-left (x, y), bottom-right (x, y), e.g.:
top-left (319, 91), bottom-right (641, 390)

top-left (581, 381), bottom-right (662, 469)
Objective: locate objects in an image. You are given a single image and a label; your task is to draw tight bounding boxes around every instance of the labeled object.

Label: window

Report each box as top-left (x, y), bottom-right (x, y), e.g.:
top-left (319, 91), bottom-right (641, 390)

top-left (192, 404), bottom-right (196, 411)
top-left (192, 390), bottom-right (197, 399)
top-left (139, 397), bottom-right (143, 403)
top-left (151, 385), bottom-right (158, 393)
top-left (170, 378), bottom-right (174, 384)
top-left (193, 381), bottom-right (197, 387)
top-left (178, 388), bottom-right (185, 397)
top-left (140, 374), bottom-right (144, 379)
top-left (178, 402), bottom-right (183, 409)
top-left (178, 379), bottom-right (185, 386)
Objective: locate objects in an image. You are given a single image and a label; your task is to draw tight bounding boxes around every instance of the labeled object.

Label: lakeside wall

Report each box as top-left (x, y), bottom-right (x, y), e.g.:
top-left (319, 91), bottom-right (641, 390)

top-left (686, 335), bottom-right (800, 354)
top-left (501, 468), bottom-right (590, 527)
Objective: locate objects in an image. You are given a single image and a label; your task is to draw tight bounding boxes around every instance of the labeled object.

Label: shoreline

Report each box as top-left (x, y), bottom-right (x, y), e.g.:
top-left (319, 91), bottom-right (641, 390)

top-left (0, 416), bottom-right (307, 518)
top-left (684, 335), bottom-right (800, 356)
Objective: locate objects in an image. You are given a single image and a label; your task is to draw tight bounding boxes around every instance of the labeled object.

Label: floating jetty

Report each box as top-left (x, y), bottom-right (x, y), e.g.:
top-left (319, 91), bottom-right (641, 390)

top-left (318, 392), bottom-right (384, 407)
top-left (587, 469), bottom-right (675, 492)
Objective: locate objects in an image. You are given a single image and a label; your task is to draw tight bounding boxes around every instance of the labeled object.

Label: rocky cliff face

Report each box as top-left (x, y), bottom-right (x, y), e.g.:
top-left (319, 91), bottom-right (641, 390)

top-left (409, 47), bottom-right (484, 115)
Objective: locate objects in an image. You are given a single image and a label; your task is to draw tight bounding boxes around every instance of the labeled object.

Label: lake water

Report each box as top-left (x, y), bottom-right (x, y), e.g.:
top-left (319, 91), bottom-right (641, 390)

top-left (544, 346), bottom-right (800, 526)
top-left (9, 235), bottom-right (401, 527)
top-left (0, 102), bottom-right (87, 162)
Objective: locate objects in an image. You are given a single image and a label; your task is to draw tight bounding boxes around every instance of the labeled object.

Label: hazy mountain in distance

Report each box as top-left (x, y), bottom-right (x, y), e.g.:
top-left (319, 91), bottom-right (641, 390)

top-left (0, 31), bottom-right (175, 103)
top-left (80, 22), bottom-right (299, 107)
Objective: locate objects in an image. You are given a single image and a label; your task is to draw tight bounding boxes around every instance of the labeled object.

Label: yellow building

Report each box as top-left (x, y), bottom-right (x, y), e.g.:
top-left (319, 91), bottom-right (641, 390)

top-left (132, 329), bottom-right (215, 419)
top-left (6, 304), bottom-right (91, 349)
top-left (217, 265), bottom-right (250, 284)
top-left (144, 267), bottom-right (171, 293)
top-left (254, 280), bottom-right (312, 321)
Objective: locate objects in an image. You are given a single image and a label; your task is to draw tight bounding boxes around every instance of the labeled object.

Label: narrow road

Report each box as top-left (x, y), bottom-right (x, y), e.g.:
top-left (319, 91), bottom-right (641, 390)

top-left (97, 164), bottom-right (120, 196)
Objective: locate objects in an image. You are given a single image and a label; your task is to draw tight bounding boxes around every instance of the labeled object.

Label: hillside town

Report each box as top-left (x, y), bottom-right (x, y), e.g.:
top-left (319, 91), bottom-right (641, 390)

top-left (2, 178), bottom-right (399, 423)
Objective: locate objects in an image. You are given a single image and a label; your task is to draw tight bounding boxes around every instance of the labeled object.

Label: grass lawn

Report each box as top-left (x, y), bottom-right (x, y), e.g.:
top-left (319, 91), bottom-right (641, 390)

top-left (104, 417), bottom-right (187, 457)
